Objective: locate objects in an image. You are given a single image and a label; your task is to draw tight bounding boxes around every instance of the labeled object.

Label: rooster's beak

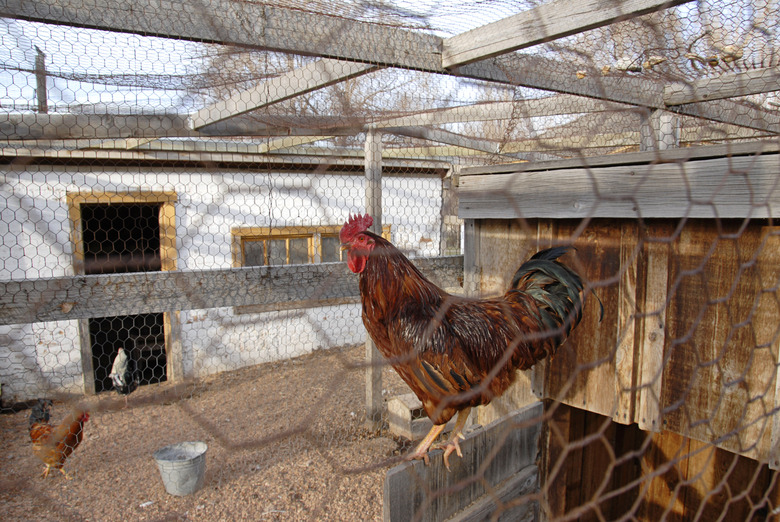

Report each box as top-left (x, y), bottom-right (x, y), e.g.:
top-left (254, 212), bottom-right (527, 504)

top-left (340, 244), bottom-right (349, 251)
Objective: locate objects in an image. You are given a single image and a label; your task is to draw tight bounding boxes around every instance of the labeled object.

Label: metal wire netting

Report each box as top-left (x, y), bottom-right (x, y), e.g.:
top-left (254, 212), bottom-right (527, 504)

top-left (1, 0), bottom-right (780, 520)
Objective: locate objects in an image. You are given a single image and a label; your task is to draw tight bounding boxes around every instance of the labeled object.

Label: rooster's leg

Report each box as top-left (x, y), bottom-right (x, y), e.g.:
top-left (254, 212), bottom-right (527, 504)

top-left (438, 407), bottom-right (472, 471)
top-left (407, 423), bottom-right (447, 465)
top-left (58, 468), bottom-right (72, 480)
top-left (41, 465), bottom-right (52, 478)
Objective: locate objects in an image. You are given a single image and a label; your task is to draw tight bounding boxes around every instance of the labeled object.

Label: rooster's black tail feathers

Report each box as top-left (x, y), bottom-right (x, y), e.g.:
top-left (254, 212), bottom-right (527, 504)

top-left (509, 246), bottom-right (601, 344)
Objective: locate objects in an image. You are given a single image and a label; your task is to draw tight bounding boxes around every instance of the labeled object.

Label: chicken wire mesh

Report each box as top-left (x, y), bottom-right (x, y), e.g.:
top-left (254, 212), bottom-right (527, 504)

top-left (1, 0), bottom-right (780, 520)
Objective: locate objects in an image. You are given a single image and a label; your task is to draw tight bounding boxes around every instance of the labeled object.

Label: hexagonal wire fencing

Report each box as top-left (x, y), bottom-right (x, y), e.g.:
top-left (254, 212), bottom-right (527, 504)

top-left (1, 0), bottom-right (780, 520)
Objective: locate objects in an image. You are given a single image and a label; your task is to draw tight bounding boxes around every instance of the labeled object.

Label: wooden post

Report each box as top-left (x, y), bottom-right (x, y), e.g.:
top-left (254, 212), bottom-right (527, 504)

top-left (34, 46), bottom-right (48, 114)
top-left (656, 111), bottom-right (680, 150)
top-left (462, 218), bottom-right (479, 297)
top-left (365, 128), bottom-right (383, 427)
top-left (639, 109), bottom-right (656, 152)
top-left (640, 109), bottom-right (680, 152)
top-left (440, 167), bottom-right (460, 257)
top-left (78, 318), bottom-right (96, 395)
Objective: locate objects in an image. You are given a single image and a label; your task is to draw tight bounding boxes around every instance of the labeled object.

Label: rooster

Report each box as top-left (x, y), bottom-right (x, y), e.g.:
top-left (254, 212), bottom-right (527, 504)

top-left (340, 213), bottom-right (597, 469)
top-left (29, 400), bottom-right (90, 479)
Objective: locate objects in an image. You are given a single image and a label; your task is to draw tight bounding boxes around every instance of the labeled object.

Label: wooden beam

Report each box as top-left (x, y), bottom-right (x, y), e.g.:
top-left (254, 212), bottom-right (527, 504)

top-left (614, 222), bottom-right (639, 425)
top-left (0, 112), bottom-right (195, 140)
top-left (458, 54), bottom-right (780, 135)
top-left (130, 136), bottom-right (335, 154)
top-left (2, 122), bottom-right (768, 164)
top-left (0, 256), bottom-right (463, 326)
top-left (0, 112), bottom-right (364, 140)
top-left (190, 59), bottom-right (378, 129)
top-left (0, 0), bottom-right (442, 71)
top-left (459, 139), bottom-right (780, 176)
top-left (0, 98), bottom-right (620, 141)
top-left (0, 145), bottom-right (451, 169)
top-left (664, 66), bottom-right (780, 106)
top-left (374, 96), bottom-right (622, 128)
top-left (384, 126), bottom-right (504, 155)
top-left (443, 0), bottom-right (691, 68)
top-left (458, 153), bottom-right (780, 220)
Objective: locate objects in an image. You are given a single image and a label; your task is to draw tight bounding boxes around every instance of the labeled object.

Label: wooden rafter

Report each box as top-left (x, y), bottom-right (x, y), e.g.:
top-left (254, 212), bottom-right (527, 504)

top-left (0, 98), bottom-right (618, 141)
top-left (664, 66), bottom-right (780, 105)
top-left (442, 0), bottom-right (692, 68)
top-left (459, 54), bottom-right (780, 134)
top-left (190, 59), bottom-right (379, 129)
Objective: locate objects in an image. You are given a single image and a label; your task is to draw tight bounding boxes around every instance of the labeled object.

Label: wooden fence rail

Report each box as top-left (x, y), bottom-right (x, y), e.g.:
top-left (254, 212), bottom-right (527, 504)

top-left (0, 256), bottom-right (464, 326)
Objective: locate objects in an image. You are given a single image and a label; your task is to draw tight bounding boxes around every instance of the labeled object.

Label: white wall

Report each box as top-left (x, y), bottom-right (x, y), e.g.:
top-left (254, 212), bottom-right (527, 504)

top-left (0, 164), bottom-right (445, 401)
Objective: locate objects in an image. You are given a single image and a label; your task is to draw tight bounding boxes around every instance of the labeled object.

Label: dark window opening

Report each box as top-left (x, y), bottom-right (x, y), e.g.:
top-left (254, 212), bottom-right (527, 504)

top-left (90, 313), bottom-right (167, 392)
top-left (82, 203), bottom-right (162, 274)
top-left (82, 202), bottom-right (167, 392)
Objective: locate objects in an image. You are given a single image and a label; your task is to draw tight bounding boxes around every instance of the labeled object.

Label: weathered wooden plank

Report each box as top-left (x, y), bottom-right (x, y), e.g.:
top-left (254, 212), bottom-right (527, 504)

top-left (530, 221), bottom-right (556, 400)
top-left (375, 97), bottom-right (622, 129)
top-left (0, 0), bottom-right (442, 72)
top-left (165, 311), bottom-right (184, 384)
top-left (458, 153), bottom-right (780, 220)
top-left (190, 59), bottom-right (378, 129)
top-left (0, 98), bottom-right (619, 141)
top-left (678, 96), bottom-right (780, 135)
top-left (638, 430), bottom-right (780, 519)
top-left (459, 139), bottom-right (780, 176)
top-left (0, 145), bottom-right (450, 170)
top-left (459, 54), bottom-right (780, 135)
top-left (0, 256), bottom-right (463, 326)
top-left (636, 234), bottom-right (669, 432)
top-left (384, 126), bottom-right (504, 155)
top-left (443, 0), bottom-right (691, 68)
top-left (448, 465), bottom-right (538, 522)
top-left (768, 237), bottom-right (780, 470)
top-left (0, 112), bottom-right (196, 140)
top-left (541, 220), bottom-right (622, 418)
top-left (0, 112), bottom-right (364, 140)
top-left (383, 402), bottom-right (542, 522)
top-left (665, 66), bottom-right (780, 106)
top-left (459, 53), bottom-right (662, 108)
top-left (614, 222), bottom-right (640, 425)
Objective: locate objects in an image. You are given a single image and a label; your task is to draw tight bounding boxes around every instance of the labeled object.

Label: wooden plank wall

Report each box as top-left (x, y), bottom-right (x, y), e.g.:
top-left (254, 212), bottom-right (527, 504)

top-left (473, 218), bottom-right (780, 465)
top-left (542, 402), bottom-right (780, 520)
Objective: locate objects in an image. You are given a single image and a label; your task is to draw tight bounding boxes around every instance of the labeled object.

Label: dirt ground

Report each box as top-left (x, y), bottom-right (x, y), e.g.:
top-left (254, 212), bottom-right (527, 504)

top-left (0, 345), bottom-right (414, 521)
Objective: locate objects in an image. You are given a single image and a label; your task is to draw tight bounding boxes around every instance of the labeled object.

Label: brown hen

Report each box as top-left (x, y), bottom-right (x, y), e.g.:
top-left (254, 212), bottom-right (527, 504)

top-left (29, 399), bottom-right (90, 479)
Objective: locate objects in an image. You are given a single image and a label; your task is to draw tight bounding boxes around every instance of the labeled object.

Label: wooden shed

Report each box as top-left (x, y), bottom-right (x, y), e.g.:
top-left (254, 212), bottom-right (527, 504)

top-left (457, 141), bottom-right (780, 519)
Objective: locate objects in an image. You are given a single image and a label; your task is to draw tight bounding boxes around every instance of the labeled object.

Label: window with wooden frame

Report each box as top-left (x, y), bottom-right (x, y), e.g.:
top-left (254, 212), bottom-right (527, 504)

top-left (231, 224), bottom-right (391, 313)
top-left (232, 225), bottom-right (391, 267)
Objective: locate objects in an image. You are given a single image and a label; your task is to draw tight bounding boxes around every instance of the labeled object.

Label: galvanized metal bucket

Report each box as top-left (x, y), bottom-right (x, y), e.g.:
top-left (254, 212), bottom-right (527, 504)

top-left (153, 441), bottom-right (208, 496)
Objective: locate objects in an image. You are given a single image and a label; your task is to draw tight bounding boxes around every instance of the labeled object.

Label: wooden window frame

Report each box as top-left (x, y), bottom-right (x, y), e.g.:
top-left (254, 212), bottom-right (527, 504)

top-left (231, 224), bottom-right (391, 313)
top-left (67, 190), bottom-right (183, 392)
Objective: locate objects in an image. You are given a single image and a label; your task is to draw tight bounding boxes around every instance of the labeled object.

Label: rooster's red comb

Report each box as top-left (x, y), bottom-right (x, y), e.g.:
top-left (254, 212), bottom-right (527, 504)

top-left (340, 213), bottom-right (373, 243)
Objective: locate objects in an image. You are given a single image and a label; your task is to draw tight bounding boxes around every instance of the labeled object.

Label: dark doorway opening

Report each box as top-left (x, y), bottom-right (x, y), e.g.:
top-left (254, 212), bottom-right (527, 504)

top-left (81, 203), bottom-right (167, 392)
